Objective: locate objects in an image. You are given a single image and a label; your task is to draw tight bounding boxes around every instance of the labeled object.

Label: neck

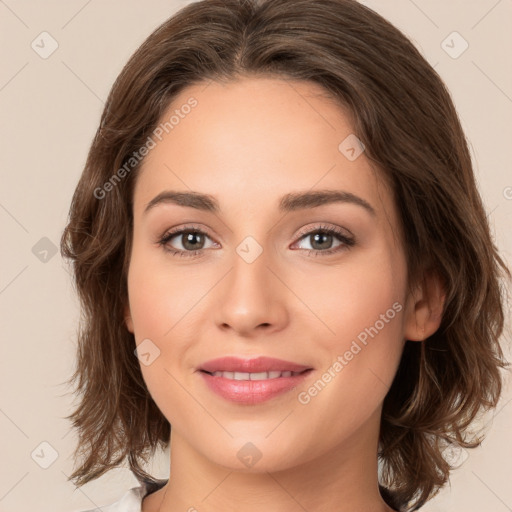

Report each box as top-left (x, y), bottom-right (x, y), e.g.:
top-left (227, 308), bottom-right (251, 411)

top-left (145, 410), bottom-right (396, 512)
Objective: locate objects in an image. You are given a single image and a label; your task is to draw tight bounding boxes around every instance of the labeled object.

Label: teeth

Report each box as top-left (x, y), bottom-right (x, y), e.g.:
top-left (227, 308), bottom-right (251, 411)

top-left (249, 371), bottom-right (268, 380)
top-left (210, 370), bottom-right (301, 380)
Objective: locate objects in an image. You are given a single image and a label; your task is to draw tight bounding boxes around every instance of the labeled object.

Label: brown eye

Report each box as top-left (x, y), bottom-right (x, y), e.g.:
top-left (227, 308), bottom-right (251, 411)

top-left (307, 232), bottom-right (336, 251)
top-left (175, 231), bottom-right (206, 251)
top-left (158, 226), bottom-right (217, 257)
top-left (293, 225), bottom-right (355, 256)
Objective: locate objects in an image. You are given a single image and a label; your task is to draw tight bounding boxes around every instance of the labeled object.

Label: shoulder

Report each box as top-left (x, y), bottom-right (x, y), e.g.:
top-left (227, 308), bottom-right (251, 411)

top-left (74, 479), bottom-right (167, 512)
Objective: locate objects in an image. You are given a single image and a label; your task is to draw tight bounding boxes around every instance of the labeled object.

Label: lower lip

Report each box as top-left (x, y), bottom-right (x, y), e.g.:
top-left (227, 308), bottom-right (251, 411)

top-left (198, 370), bottom-right (313, 404)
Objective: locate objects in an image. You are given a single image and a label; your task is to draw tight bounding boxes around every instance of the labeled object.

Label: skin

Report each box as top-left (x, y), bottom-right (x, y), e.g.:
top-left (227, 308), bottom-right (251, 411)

top-left (124, 76), bottom-right (444, 512)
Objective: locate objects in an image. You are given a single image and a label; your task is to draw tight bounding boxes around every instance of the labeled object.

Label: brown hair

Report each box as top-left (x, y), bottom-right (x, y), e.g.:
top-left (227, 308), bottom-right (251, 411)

top-left (60, 0), bottom-right (511, 510)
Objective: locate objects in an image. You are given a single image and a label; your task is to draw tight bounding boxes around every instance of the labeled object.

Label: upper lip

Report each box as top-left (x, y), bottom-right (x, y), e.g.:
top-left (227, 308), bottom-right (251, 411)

top-left (199, 356), bottom-right (313, 374)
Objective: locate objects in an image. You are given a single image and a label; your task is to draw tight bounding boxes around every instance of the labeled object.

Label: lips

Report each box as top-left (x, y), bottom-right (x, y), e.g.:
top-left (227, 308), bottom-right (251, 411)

top-left (197, 356), bottom-right (313, 404)
top-left (199, 356), bottom-right (312, 374)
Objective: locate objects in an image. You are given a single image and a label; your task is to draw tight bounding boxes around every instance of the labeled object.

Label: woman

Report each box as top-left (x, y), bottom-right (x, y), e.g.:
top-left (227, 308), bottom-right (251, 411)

top-left (61, 0), bottom-right (510, 511)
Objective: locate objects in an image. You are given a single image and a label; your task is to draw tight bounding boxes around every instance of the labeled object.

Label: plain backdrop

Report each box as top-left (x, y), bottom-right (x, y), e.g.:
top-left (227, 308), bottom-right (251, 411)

top-left (0, 1), bottom-right (511, 511)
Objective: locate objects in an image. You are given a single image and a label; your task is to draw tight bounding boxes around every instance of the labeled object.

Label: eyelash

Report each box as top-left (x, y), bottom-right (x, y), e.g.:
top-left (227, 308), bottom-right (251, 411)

top-left (157, 223), bottom-right (355, 258)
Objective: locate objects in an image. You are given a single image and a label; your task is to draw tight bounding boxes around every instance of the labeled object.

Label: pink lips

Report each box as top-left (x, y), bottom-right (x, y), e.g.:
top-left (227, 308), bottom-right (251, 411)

top-left (198, 356), bottom-right (313, 404)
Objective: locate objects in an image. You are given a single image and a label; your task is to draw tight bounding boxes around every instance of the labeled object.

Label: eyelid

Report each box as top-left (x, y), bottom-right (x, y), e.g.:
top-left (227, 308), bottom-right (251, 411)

top-left (157, 222), bottom-right (353, 243)
top-left (156, 223), bottom-right (215, 242)
top-left (293, 222), bottom-right (354, 241)
top-left (290, 223), bottom-right (356, 255)
top-left (156, 223), bottom-right (218, 249)
top-left (157, 222), bottom-right (355, 257)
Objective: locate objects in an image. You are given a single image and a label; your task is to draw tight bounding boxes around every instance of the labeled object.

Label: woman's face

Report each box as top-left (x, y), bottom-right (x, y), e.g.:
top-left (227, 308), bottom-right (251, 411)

top-left (125, 76), bottom-right (418, 472)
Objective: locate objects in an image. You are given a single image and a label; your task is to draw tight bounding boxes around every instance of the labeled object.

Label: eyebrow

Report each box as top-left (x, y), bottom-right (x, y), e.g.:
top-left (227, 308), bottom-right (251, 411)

top-left (143, 189), bottom-right (376, 217)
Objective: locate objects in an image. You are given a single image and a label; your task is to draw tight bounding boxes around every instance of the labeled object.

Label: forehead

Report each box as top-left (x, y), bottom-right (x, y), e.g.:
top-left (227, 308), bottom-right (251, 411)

top-left (133, 76), bottom-right (395, 226)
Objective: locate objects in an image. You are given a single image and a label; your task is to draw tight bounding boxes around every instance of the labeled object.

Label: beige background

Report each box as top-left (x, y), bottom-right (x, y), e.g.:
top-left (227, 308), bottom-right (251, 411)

top-left (0, 1), bottom-right (511, 511)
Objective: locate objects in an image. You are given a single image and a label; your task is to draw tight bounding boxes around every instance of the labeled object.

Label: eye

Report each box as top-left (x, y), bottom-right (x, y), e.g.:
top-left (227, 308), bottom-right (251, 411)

top-left (157, 223), bottom-right (355, 258)
top-left (157, 224), bottom-right (218, 258)
top-left (292, 224), bottom-right (355, 256)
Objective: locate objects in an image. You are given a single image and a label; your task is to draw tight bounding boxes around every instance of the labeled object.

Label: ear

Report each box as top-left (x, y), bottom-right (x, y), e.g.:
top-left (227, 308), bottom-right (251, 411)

top-left (403, 269), bottom-right (446, 342)
top-left (124, 303), bottom-right (134, 333)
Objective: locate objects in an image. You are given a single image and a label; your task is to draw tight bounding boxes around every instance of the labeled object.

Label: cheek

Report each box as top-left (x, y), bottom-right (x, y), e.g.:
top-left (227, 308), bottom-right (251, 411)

top-left (306, 242), bottom-right (405, 349)
top-left (126, 246), bottom-right (206, 403)
top-left (297, 245), bottom-right (406, 412)
top-left (127, 271), bottom-right (169, 338)
top-left (127, 249), bottom-right (198, 421)
top-left (127, 244), bottom-right (198, 338)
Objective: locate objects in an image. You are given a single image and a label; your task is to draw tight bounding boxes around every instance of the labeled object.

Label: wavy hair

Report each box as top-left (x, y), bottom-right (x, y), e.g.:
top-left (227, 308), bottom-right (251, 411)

top-left (60, 0), bottom-right (511, 510)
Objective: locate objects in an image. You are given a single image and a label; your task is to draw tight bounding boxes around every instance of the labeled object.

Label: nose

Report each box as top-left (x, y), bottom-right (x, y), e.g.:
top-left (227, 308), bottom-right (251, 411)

top-left (213, 246), bottom-right (289, 337)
